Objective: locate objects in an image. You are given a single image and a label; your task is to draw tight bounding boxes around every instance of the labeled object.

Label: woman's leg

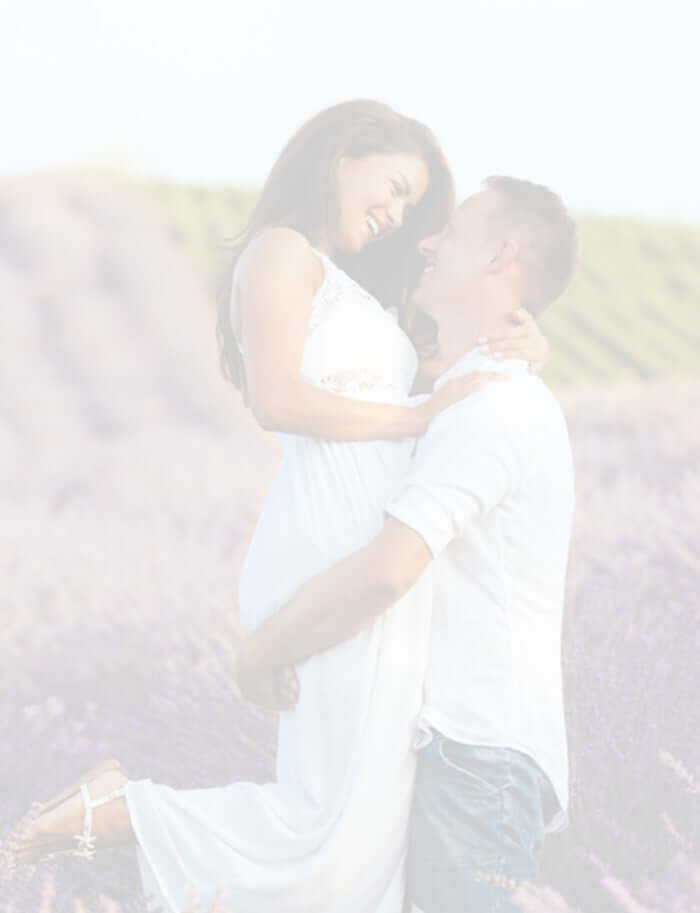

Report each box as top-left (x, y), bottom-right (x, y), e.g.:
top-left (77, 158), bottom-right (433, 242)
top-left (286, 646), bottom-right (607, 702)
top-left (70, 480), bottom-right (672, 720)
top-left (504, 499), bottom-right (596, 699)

top-left (15, 763), bottom-right (135, 862)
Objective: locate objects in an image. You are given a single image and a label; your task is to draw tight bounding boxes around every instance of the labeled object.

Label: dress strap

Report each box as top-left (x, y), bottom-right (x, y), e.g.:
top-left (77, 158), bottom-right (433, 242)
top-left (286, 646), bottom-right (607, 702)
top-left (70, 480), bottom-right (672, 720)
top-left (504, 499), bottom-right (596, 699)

top-left (308, 245), bottom-right (334, 271)
top-left (309, 245), bottom-right (330, 259)
top-left (233, 238), bottom-right (334, 358)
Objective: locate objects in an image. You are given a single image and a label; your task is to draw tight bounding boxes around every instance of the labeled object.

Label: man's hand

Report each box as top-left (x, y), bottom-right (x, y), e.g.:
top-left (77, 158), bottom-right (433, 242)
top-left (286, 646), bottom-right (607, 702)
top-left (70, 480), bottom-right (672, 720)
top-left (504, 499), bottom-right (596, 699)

top-left (233, 642), bottom-right (300, 712)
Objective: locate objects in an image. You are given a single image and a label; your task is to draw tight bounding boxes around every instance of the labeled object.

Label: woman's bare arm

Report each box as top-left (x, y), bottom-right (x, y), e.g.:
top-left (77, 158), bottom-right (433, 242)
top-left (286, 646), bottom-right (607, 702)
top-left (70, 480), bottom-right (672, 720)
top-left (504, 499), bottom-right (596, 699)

top-left (234, 228), bottom-right (493, 441)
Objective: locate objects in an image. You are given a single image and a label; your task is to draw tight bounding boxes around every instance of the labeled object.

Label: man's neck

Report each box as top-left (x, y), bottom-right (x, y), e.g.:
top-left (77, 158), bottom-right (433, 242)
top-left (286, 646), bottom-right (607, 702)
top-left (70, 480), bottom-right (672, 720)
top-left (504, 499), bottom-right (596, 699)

top-left (416, 298), bottom-right (520, 389)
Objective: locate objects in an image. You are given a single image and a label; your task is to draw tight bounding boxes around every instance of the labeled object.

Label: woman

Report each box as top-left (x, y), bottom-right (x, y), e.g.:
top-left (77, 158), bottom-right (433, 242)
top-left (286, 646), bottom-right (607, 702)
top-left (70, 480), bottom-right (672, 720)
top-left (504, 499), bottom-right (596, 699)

top-left (15, 100), bottom-right (547, 912)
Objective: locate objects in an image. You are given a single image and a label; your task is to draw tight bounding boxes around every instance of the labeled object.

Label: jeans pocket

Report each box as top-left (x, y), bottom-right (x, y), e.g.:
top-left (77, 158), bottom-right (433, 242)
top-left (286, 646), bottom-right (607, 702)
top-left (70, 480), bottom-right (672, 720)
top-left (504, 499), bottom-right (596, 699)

top-left (437, 739), bottom-right (513, 795)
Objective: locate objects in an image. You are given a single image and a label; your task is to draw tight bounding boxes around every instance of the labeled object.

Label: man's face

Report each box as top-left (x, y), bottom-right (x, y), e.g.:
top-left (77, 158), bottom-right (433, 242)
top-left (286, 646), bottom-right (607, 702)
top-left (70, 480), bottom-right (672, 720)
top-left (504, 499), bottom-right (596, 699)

top-left (411, 189), bottom-right (506, 315)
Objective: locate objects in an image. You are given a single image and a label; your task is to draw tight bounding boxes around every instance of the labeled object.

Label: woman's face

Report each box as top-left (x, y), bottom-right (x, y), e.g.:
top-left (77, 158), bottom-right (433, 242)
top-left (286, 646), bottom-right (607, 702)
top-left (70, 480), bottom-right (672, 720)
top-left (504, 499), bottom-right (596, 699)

top-left (332, 152), bottom-right (430, 253)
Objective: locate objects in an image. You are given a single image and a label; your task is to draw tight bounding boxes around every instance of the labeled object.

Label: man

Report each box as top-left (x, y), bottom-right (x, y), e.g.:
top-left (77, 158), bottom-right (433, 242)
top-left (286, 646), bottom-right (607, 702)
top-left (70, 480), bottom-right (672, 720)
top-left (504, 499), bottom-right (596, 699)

top-left (235, 176), bottom-right (578, 913)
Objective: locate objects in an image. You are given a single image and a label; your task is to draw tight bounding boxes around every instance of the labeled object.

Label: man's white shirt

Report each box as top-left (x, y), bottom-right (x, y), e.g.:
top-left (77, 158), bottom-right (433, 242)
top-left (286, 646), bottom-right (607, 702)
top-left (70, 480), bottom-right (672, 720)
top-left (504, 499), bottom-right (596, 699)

top-left (386, 348), bottom-right (575, 832)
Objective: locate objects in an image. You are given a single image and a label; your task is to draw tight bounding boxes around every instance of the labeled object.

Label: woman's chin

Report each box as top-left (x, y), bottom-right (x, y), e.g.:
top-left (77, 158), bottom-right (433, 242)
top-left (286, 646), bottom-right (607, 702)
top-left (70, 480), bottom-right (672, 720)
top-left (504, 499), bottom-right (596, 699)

top-left (357, 230), bottom-right (374, 252)
top-left (337, 230), bottom-right (367, 254)
top-left (356, 222), bottom-right (379, 251)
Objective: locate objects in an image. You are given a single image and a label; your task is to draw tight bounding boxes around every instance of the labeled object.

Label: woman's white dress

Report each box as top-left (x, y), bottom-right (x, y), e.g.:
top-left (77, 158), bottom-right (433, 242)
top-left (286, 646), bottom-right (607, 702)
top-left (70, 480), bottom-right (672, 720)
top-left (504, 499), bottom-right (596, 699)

top-left (124, 248), bottom-right (432, 913)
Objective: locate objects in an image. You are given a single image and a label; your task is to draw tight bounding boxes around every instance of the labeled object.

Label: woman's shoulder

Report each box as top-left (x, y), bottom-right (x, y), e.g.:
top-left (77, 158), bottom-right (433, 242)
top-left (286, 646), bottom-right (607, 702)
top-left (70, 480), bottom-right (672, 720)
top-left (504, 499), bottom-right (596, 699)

top-left (236, 227), bottom-right (325, 288)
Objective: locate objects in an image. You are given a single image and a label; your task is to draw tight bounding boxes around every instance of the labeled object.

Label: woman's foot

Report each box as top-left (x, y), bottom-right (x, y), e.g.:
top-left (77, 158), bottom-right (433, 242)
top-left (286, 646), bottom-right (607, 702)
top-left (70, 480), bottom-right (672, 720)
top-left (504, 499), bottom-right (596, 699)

top-left (13, 760), bottom-right (133, 863)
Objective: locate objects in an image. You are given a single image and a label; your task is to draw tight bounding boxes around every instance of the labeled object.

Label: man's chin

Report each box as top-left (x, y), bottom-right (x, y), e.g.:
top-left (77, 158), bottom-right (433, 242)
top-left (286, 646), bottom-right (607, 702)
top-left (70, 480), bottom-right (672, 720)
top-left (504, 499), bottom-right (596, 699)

top-left (410, 286), bottom-right (432, 314)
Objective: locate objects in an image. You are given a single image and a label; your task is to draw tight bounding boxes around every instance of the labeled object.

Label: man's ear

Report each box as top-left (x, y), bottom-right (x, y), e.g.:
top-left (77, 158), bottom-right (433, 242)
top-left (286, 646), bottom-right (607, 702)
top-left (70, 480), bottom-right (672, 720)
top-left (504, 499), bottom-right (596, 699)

top-left (487, 239), bottom-right (519, 274)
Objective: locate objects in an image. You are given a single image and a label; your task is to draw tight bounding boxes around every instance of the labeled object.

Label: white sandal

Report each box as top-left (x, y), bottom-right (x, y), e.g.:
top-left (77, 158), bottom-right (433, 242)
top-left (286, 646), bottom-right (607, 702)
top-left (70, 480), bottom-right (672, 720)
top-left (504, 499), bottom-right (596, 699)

top-left (13, 761), bottom-right (128, 863)
top-left (69, 780), bottom-right (128, 860)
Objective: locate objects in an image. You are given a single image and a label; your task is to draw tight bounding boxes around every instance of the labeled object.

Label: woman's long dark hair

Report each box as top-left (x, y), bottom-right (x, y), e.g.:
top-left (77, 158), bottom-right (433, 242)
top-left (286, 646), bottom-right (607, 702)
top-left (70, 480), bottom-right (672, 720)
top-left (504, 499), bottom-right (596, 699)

top-left (216, 99), bottom-right (455, 395)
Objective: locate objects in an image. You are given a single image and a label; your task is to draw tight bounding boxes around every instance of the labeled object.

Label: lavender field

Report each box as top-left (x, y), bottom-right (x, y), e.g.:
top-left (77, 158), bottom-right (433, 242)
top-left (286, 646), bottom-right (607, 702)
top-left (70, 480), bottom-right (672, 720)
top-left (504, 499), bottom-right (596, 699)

top-left (1, 174), bottom-right (699, 912)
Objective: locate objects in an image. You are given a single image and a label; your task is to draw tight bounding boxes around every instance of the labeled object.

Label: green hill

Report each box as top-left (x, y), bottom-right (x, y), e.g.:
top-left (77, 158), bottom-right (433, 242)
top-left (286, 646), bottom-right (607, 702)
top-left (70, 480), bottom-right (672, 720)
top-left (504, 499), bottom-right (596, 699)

top-left (138, 179), bottom-right (700, 387)
top-left (540, 217), bottom-right (700, 385)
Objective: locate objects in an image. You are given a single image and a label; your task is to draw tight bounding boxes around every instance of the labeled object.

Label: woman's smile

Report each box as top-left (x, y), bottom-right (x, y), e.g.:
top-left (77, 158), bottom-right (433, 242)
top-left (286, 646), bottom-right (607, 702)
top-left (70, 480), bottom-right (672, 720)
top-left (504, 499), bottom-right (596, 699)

top-left (365, 212), bottom-right (381, 240)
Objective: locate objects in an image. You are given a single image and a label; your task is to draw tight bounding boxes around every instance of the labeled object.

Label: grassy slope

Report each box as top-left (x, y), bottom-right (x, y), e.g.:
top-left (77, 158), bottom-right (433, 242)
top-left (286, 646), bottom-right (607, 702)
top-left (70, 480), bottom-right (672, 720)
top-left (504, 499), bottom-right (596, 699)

top-left (138, 179), bottom-right (700, 387)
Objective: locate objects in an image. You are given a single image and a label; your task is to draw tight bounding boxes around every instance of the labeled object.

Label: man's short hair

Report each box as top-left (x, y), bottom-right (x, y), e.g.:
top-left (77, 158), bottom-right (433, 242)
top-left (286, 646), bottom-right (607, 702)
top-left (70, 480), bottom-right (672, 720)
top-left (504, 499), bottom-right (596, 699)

top-left (483, 176), bottom-right (578, 316)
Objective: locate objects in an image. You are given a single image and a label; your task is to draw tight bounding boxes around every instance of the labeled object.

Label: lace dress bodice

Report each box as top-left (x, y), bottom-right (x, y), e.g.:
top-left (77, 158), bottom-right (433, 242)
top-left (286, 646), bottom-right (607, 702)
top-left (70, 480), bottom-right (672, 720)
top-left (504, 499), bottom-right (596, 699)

top-left (235, 246), bottom-right (418, 405)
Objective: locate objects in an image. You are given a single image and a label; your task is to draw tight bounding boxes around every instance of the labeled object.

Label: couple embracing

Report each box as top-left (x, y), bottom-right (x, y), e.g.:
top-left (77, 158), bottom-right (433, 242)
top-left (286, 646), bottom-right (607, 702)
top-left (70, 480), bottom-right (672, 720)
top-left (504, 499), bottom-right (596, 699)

top-left (17, 99), bottom-right (577, 913)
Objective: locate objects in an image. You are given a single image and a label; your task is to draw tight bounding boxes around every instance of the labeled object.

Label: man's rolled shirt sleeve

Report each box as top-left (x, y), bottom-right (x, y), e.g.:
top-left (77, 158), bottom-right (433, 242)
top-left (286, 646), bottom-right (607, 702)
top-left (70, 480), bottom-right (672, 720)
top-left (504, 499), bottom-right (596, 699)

top-left (386, 395), bottom-right (516, 557)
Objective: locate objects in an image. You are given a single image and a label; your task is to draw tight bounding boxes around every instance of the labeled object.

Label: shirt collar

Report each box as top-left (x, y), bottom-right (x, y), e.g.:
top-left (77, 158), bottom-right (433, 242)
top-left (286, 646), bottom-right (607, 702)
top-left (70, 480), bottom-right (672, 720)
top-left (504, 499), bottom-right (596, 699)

top-left (434, 346), bottom-right (530, 391)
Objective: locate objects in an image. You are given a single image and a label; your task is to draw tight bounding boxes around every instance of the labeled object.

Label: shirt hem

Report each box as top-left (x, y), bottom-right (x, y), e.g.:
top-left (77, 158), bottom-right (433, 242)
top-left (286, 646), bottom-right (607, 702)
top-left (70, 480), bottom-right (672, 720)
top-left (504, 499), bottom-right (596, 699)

top-left (415, 711), bottom-right (569, 835)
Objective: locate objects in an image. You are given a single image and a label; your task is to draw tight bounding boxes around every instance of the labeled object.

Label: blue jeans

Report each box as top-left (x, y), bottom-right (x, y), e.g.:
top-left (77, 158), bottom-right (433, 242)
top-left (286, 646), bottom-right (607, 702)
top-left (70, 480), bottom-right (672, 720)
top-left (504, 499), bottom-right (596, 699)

top-left (406, 732), bottom-right (558, 913)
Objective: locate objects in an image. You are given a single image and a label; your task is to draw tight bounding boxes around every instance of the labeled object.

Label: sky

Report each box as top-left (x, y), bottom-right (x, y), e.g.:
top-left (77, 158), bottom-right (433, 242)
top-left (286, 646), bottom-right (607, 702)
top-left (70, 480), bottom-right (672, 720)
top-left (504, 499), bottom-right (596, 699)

top-left (3, 0), bottom-right (698, 222)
